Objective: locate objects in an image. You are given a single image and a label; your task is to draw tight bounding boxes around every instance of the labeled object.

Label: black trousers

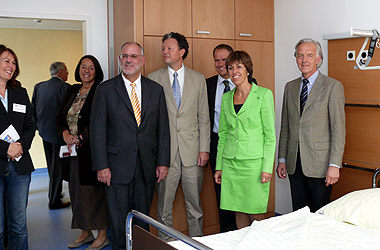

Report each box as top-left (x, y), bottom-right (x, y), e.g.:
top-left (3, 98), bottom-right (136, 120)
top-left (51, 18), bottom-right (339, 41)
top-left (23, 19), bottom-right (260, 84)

top-left (289, 152), bottom-right (332, 212)
top-left (42, 140), bottom-right (63, 206)
top-left (105, 153), bottom-right (155, 250)
top-left (210, 132), bottom-right (237, 232)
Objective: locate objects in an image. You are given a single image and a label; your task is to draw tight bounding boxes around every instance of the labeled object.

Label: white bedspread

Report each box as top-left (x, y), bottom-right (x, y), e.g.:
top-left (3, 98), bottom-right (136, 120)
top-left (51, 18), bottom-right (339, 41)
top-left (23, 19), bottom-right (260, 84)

top-left (168, 207), bottom-right (380, 250)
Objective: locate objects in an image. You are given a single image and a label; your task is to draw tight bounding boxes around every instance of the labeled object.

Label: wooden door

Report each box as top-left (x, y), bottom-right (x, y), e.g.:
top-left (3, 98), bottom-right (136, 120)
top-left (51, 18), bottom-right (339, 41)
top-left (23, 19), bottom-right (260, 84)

top-left (192, 0), bottom-right (234, 39)
top-left (144, 0), bottom-right (192, 37)
top-left (192, 39), bottom-right (235, 79)
top-left (235, 0), bottom-right (274, 41)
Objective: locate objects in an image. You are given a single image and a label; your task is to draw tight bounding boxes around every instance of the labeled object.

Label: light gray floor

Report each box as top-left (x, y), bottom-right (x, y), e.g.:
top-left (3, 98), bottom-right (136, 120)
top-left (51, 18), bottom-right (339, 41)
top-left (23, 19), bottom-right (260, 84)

top-left (27, 169), bottom-right (111, 250)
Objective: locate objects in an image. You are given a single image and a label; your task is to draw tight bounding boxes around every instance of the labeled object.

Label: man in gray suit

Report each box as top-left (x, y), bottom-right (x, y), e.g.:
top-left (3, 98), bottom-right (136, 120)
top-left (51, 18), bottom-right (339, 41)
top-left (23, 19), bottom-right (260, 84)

top-left (277, 38), bottom-right (345, 212)
top-left (32, 62), bottom-right (70, 209)
top-left (91, 42), bottom-right (170, 250)
top-left (148, 32), bottom-right (210, 240)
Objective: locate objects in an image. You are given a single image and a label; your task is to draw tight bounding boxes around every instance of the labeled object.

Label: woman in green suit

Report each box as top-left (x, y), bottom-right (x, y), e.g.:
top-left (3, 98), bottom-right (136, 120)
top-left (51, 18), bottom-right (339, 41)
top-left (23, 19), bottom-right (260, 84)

top-left (214, 51), bottom-right (276, 229)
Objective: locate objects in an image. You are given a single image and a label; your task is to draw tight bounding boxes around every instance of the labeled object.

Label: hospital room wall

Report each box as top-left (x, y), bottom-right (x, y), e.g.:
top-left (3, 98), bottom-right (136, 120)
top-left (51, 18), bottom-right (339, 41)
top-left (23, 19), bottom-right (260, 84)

top-left (274, 0), bottom-right (380, 214)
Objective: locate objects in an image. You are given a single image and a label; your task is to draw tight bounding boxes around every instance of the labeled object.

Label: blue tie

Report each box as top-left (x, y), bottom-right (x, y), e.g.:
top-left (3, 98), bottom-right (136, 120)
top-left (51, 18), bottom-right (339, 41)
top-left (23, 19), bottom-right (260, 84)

top-left (300, 78), bottom-right (309, 115)
top-left (223, 80), bottom-right (230, 93)
top-left (172, 72), bottom-right (181, 109)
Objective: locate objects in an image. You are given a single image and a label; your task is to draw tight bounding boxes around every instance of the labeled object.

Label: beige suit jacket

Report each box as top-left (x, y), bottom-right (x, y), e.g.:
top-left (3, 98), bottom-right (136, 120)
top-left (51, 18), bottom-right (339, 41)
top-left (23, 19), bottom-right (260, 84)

top-left (148, 66), bottom-right (210, 166)
top-left (278, 72), bottom-right (345, 178)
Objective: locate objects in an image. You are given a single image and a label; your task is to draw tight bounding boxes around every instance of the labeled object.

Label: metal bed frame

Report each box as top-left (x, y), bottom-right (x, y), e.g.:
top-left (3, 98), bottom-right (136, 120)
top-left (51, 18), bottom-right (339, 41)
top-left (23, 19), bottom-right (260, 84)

top-left (126, 210), bottom-right (212, 250)
top-left (125, 168), bottom-right (380, 249)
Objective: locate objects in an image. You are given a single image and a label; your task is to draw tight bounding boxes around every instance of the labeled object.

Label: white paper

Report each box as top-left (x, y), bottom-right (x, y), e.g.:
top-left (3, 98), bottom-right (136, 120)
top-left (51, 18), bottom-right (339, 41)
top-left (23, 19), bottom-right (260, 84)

top-left (59, 144), bottom-right (77, 158)
top-left (0, 125), bottom-right (21, 161)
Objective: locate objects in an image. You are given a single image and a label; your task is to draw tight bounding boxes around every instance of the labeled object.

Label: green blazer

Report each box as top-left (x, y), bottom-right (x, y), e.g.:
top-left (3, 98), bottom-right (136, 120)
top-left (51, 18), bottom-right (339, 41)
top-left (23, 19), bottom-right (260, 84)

top-left (216, 83), bottom-right (276, 173)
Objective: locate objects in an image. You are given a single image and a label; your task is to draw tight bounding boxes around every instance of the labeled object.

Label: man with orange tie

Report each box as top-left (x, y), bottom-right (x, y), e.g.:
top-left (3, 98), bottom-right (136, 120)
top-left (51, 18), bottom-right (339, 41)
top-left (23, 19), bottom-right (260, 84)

top-left (90, 42), bottom-right (170, 250)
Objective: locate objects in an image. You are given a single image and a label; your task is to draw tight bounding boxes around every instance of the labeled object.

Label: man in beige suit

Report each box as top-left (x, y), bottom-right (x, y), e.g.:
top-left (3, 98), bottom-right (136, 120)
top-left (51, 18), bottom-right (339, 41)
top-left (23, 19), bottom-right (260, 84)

top-left (277, 38), bottom-right (345, 212)
top-left (148, 32), bottom-right (210, 240)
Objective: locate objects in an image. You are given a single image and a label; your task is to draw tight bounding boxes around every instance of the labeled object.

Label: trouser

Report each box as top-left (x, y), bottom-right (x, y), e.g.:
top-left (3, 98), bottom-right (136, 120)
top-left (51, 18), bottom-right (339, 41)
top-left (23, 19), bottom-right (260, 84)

top-left (0, 161), bottom-right (31, 250)
top-left (42, 140), bottom-right (63, 206)
top-left (157, 150), bottom-right (204, 240)
top-left (289, 152), bottom-right (332, 212)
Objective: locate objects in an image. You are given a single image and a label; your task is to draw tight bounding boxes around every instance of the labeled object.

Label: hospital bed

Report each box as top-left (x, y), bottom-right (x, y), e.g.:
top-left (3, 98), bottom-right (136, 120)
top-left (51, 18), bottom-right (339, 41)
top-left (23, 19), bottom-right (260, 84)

top-left (126, 169), bottom-right (380, 250)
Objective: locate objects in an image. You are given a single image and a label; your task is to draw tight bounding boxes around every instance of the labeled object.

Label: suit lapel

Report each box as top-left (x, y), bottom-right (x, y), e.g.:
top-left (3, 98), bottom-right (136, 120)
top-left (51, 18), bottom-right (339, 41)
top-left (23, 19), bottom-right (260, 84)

top-left (140, 76), bottom-right (150, 122)
top-left (303, 74), bottom-right (325, 112)
top-left (114, 75), bottom-right (134, 114)
top-left (159, 67), bottom-right (177, 109)
top-left (290, 78), bottom-right (301, 116)
top-left (181, 67), bottom-right (192, 111)
top-left (6, 87), bottom-right (16, 122)
top-left (236, 84), bottom-right (259, 115)
top-left (226, 89), bottom-right (237, 117)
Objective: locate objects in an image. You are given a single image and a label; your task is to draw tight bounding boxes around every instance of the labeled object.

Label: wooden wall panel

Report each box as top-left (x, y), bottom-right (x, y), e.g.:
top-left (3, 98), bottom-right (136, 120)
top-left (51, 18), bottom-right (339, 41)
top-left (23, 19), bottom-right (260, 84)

top-left (328, 37), bottom-right (380, 199)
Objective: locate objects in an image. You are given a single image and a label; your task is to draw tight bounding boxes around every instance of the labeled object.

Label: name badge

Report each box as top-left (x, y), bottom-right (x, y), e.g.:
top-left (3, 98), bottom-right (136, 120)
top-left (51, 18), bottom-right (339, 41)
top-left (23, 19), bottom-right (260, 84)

top-left (13, 103), bottom-right (26, 113)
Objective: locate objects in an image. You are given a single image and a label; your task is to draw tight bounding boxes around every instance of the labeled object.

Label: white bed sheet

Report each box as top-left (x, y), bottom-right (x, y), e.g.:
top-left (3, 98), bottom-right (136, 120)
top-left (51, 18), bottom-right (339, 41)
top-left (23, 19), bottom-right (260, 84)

top-left (168, 207), bottom-right (380, 250)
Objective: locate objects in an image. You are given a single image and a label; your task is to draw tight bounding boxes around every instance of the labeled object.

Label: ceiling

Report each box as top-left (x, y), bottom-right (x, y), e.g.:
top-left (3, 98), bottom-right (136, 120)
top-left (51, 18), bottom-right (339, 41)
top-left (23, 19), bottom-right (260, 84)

top-left (0, 17), bottom-right (82, 30)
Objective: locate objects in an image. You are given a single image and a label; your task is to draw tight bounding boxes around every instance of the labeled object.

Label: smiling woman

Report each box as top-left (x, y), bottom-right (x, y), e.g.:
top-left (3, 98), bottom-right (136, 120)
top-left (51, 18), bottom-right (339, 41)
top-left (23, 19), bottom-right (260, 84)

top-left (0, 45), bottom-right (36, 250)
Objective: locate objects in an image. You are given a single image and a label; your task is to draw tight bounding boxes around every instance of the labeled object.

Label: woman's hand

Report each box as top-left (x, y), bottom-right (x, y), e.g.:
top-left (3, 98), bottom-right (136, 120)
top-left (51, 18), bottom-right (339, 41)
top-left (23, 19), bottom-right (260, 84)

top-left (7, 142), bottom-right (23, 160)
top-left (261, 171), bottom-right (272, 183)
top-left (214, 170), bottom-right (222, 184)
top-left (63, 130), bottom-right (80, 146)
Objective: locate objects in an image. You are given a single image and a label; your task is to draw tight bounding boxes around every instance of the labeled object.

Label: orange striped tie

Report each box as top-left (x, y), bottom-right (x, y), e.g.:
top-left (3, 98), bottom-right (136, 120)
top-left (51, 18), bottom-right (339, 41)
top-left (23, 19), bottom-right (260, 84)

top-left (130, 82), bottom-right (141, 126)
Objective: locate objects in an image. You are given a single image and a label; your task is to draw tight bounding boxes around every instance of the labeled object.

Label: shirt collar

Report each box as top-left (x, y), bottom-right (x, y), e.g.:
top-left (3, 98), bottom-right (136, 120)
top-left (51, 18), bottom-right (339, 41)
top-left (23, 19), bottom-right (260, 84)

top-left (121, 73), bottom-right (142, 86)
top-left (168, 63), bottom-right (184, 76)
top-left (301, 70), bottom-right (319, 85)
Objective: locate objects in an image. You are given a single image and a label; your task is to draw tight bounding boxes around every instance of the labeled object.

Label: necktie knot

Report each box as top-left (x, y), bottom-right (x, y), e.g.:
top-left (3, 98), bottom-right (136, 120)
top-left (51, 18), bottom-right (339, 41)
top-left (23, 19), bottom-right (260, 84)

top-left (222, 80), bottom-right (230, 93)
top-left (302, 78), bottom-right (309, 86)
top-left (173, 72), bottom-right (178, 78)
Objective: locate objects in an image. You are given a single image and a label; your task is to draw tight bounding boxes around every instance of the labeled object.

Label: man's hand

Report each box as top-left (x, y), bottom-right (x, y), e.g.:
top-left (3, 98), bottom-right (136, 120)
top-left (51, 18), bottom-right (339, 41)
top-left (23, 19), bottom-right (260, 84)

top-left (156, 166), bottom-right (169, 183)
top-left (325, 166), bottom-right (340, 186)
top-left (214, 170), bottom-right (222, 184)
top-left (97, 168), bottom-right (111, 186)
top-left (276, 162), bottom-right (287, 179)
top-left (197, 152), bottom-right (209, 167)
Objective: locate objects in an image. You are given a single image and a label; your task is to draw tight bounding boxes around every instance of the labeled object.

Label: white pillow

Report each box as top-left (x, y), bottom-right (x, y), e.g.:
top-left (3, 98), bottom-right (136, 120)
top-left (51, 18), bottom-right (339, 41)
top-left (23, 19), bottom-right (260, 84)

top-left (316, 188), bottom-right (380, 230)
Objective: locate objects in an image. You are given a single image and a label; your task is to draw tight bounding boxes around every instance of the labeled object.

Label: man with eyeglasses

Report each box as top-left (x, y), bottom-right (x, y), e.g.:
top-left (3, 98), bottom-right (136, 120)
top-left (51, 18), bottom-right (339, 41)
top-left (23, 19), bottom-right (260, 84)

top-left (277, 38), bottom-right (345, 212)
top-left (148, 32), bottom-right (210, 241)
top-left (90, 42), bottom-right (170, 250)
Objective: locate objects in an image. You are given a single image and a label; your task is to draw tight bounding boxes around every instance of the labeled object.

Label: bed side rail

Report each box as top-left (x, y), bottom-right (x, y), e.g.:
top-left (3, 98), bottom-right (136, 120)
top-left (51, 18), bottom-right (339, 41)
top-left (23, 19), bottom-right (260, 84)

top-left (126, 210), bottom-right (213, 250)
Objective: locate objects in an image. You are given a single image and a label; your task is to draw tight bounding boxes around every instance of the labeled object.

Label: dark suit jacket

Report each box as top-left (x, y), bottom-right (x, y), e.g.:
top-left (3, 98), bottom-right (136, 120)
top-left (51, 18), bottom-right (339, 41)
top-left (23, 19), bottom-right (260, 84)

top-left (90, 74), bottom-right (170, 184)
top-left (0, 85), bottom-right (36, 175)
top-left (57, 83), bottom-right (98, 185)
top-left (206, 75), bottom-right (218, 136)
top-left (32, 76), bottom-right (69, 144)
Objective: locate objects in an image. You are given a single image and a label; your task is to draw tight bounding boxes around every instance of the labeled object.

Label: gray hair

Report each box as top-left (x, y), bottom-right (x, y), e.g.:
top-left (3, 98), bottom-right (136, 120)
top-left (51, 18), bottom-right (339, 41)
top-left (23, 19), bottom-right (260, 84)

top-left (50, 62), bottom-right (66, 76)
top-left (120, 42), bottom-right (144, 56)
top-left (294, 38), bottom-right (323, 68)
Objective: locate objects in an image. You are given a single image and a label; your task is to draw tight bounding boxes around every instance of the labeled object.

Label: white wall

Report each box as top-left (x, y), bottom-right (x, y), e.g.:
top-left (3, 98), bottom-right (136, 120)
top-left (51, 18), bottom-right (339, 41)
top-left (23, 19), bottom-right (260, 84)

top-left (1, 0), bottom-right (109, 78)
top-left (274, 0), bottom-right (380, 214)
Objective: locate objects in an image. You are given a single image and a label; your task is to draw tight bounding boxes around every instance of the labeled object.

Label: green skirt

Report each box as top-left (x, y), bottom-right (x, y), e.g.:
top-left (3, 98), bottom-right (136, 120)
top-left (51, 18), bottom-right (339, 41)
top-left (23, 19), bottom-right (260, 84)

top-left (220, 158), bottom-right (270, 214)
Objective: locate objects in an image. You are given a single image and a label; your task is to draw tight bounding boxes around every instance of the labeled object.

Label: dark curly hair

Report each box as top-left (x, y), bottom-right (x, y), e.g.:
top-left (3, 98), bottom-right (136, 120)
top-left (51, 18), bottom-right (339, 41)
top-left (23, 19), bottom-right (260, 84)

top-left (74, 55), bottom-right (104, 85)
top-left (162, 32), bottom-right (189, 60)
top-left (0, 45), bottom-right (21, 88)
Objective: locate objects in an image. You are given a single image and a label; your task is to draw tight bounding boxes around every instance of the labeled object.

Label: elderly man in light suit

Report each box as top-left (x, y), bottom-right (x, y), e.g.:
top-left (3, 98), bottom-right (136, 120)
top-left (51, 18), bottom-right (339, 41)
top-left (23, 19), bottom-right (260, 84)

top-left (277, 38), bottom-right (345, 212)
top-left (148, 32), bottom-right (210, 240)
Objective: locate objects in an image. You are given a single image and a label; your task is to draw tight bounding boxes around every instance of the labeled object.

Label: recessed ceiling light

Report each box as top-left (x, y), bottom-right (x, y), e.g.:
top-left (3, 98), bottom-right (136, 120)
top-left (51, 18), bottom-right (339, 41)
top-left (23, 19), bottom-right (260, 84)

top-left (33, 20), bottom-right (42, 23)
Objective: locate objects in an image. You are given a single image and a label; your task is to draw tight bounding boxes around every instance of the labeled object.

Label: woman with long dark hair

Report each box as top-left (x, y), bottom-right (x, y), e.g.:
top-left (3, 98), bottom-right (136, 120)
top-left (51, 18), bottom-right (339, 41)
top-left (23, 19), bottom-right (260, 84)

top-left (0, 45), bottom-right (36, 249)
top-left (57, 55), bottom-right (108, 250)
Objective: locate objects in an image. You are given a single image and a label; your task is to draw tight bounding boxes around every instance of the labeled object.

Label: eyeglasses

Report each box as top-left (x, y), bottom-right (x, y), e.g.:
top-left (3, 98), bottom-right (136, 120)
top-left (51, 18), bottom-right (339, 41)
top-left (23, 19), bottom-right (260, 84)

top-left (119, 54), bottom-right (143, 60)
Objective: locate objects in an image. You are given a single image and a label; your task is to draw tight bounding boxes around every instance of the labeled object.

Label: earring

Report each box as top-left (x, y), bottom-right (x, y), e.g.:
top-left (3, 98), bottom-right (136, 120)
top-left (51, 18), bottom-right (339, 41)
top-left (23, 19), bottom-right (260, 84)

top-left (247, 73), bottom-right (249, 75)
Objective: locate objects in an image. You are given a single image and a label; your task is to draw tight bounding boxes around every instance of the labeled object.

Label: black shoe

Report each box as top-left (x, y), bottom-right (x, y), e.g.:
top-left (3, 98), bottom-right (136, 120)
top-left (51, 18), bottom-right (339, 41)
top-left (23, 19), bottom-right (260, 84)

top-left (49, 201), bottom-right (71, 210)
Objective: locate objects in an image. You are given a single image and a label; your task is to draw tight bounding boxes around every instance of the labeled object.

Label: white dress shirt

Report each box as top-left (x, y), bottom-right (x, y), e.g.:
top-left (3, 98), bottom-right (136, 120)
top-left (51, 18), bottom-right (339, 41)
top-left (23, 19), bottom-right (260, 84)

top-left (213, 75), bottom-right (235, 133)
top-left (122, 73), bottom-right (142, 107)
top-left (168, 64), bottom-right (185, 97)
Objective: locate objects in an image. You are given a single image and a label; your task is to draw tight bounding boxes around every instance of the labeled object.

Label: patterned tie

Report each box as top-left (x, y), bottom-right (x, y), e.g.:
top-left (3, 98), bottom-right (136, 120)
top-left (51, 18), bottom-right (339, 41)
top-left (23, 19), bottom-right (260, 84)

top-left (223, 80), bottom-right (230, 93)
top-left (130, 82), bottom-right (141, 126)
top-left (300, 78), bottom-right (309, 115)
top-left (172, 72), bottom-right (181, 109)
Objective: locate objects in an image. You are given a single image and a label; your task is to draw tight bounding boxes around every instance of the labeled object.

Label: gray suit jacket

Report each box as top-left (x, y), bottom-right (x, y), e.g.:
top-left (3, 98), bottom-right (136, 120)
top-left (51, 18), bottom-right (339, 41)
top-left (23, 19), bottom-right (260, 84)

top-left (278, 72), bottom-right (345, 178)
top-left (148, 66), bottom-right (210, 167)
top-left (90, 74), bottom-right (170, 184)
